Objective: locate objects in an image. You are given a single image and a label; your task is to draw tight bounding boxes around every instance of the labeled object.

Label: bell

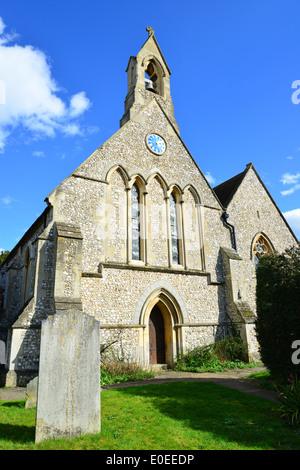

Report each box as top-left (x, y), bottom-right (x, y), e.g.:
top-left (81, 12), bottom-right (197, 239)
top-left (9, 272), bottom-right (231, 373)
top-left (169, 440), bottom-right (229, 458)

top-left (145, 79), bottom-right (156, 93)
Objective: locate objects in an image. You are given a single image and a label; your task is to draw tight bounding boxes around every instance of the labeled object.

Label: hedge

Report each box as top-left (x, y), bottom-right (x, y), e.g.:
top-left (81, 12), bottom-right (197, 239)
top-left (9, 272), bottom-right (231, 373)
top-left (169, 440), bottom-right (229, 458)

top-left (255, 246), bottom-right (300, 379)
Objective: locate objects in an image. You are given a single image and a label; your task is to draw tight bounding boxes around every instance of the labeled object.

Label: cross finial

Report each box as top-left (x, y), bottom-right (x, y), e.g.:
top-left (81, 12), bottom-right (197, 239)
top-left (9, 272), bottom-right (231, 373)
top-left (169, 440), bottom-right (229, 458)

top-left (146, 26), bottom-right (154, 37)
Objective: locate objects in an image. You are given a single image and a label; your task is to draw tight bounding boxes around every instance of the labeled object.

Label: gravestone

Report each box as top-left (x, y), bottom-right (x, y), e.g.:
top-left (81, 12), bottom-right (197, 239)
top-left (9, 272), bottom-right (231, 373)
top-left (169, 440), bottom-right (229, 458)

top-left (0, 341), bottom-right (5, 364)
top-left (25, 376), bottom-right (38, 409)
top-left (35, 309), bottom-right (100, 443)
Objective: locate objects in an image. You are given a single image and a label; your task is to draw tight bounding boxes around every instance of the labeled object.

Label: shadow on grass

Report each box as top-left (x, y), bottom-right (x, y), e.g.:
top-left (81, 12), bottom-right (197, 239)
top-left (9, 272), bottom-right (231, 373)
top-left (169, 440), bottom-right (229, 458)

top-left (0, 423), bottom-right (35, 444)
top-left (111, 381), bottom-right (298, 450)
top-left (1, 401), bottom-right (25, 408)
top-left (0, 401), bottom-right (35, 445)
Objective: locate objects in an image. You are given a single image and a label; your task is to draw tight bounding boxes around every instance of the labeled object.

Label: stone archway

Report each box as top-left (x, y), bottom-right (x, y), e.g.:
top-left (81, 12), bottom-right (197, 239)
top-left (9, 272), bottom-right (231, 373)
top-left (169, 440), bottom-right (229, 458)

top-left (135, 281), bottom-right (186, 368)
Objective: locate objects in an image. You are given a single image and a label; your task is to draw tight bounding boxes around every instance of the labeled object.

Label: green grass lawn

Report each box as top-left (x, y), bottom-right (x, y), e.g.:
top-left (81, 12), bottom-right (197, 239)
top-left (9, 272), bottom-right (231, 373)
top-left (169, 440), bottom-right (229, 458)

top-left (0, 381), bottom-right (300, 450)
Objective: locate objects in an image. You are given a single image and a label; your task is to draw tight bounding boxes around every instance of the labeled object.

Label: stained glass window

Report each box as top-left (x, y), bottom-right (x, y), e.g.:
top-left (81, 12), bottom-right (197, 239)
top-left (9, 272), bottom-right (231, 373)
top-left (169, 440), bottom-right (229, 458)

top-left (253, 235), bottom-right (272, 268)
top-left (131, 184), bottom-right (140, 260)
top-left (170, 193), bottom-right (179, 264)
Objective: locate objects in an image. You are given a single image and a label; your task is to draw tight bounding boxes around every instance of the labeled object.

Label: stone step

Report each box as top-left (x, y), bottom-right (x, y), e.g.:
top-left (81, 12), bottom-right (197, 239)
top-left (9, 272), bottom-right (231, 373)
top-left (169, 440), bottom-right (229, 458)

top-left (150, 364), bottom-right (169, 371)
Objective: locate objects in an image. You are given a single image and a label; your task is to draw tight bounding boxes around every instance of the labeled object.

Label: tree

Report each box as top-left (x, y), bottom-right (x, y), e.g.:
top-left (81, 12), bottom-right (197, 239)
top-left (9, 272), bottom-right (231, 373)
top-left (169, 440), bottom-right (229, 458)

top-left (0, 250), bottom-right (9, 265)
top-left (255, 246), bottom-right (300, 379)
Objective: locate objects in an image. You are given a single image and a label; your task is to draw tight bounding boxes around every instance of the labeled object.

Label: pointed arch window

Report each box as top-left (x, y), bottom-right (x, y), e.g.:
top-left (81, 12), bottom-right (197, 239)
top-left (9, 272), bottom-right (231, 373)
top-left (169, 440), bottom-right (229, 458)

top-left (131, 183), bottom-right (141, 260)
top-left (253, 234), bottom-right (273, 268)
top-left (170, 193), bottom-right (180, 264)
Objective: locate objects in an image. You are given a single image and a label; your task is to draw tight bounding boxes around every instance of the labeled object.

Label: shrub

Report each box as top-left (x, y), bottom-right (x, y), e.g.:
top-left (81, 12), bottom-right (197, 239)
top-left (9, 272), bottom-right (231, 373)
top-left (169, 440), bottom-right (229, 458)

top-left (0, 250), bottom-right (9, 265)
top-left (101, 361), bottom-right (155, 385)
top-left (214, 336), bottom-right (248, 362)
top-left (100, 335), bottom-right (155, 385)
top-left (175, 336), bottom-right (249, 373)
top-left (175, 344), bottom-right (215, 371)
top-left (277, 375), bottom-right (300, 425)
top-left (255, 246), bottom-right (300, 380)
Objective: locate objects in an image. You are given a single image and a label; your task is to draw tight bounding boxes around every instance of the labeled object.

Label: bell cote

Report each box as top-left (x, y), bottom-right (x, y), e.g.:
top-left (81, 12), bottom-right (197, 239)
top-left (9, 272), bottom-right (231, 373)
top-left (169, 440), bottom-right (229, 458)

top-left (120, 28), bottom-right (179, 133)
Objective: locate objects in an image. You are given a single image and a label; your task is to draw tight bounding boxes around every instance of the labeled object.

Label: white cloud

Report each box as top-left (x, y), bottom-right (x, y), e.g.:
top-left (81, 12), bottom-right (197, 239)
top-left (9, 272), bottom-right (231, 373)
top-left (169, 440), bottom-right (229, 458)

top-left (286, 156), bottom-right (293, 160)
top-left (0, 18), bottom-right (5, 35)
top-left (1, 195), bottom-right (16, 205)
top-left (280, 172), bottom-right (300, 196)
top-left (281, 184), bottom-right (300, 196)
top-left (32, 150), bottom-right (45, 158)
top-left (0, 17), bottom-right (18, 45)
top-left (283, 208), bottom-right (300, 239)
top-left (204, 172), bottom-right (216, 185)
top-left (62, 123), bottom-right (81, 136)
top-left (280, 172), bottom-right (300, 185)
top-left (69, 91), bottom-right (91, 117)
top-left (0, 17), bottom-right (92, 151)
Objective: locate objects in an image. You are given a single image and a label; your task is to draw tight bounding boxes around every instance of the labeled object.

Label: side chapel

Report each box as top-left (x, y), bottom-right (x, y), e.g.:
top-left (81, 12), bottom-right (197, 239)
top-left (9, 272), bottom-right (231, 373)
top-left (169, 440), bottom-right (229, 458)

top-left (0, 28), bottom-right (298, 386)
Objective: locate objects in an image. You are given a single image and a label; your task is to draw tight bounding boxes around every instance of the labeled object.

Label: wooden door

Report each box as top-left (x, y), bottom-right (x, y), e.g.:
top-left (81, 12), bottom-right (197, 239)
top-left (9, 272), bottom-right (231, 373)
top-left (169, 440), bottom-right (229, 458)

top-left (149, 305), bottom-right (166, 364)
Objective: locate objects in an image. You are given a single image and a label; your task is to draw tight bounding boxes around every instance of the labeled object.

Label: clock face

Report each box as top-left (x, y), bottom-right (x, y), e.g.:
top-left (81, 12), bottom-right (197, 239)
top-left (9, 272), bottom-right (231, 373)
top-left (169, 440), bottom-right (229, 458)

top-left (146, 134), bottom-right (166, 155)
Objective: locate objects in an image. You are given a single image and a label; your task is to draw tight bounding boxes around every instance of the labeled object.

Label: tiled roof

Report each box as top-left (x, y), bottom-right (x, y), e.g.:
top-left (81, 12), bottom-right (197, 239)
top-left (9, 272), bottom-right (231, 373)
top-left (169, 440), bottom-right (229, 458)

top-left (213, 168), bottom-right (248, 208)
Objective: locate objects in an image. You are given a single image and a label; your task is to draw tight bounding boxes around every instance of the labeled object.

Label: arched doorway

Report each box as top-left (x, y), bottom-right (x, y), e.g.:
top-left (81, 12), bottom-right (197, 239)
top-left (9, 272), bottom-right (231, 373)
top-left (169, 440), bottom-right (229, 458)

top-left (149, 304), bottom-right (166, 364)
top-left (134, 281), bottom-right (187, 368)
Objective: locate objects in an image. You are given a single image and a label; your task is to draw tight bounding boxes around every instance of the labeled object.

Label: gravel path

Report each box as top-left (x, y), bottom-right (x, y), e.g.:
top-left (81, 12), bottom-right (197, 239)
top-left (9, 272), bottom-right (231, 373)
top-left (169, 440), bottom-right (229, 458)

top-left (0, 366), bottom-right (278, 403)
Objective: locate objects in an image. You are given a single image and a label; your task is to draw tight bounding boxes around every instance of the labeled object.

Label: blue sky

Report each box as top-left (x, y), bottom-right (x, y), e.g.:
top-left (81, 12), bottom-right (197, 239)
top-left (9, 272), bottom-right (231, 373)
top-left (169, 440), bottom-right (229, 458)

top-left (0, 0), bottom-right (300, 252)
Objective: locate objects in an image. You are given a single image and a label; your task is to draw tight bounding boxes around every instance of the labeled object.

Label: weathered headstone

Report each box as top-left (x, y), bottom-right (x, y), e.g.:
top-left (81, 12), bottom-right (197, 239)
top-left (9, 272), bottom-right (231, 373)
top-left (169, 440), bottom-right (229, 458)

top-left (25, 376), bottom-right (38, 409)
top-left (0, 341), bottom-right (5, 364)
top-left (35, 310), bottom-right (100, 443)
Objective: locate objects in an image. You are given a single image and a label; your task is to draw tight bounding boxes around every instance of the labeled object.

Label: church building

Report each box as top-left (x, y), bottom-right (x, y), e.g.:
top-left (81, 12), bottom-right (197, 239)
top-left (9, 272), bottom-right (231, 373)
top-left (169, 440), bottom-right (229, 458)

top-left (0, 28), bottom-right (298, 386)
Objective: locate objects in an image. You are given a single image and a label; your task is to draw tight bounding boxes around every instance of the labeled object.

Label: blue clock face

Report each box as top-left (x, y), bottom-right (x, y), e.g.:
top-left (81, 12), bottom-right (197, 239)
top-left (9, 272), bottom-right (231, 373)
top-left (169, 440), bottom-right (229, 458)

top-left (146, 134), bottom-right (166, 155)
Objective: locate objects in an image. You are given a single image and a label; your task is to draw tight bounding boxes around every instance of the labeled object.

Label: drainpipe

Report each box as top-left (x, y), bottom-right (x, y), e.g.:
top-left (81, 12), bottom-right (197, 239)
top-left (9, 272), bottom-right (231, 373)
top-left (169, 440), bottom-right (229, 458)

top-left (222, 212), bottom-right (237, 251)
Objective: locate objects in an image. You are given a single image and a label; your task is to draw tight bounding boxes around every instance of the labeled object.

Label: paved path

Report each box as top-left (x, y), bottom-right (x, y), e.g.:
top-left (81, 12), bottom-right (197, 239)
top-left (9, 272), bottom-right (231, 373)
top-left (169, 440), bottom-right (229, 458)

top-left (0, 366), bottom-right (278, 403)
top-left (0, 387), bottom-right (27, 402)
top-left (102, 366), bottom-right (278, 402)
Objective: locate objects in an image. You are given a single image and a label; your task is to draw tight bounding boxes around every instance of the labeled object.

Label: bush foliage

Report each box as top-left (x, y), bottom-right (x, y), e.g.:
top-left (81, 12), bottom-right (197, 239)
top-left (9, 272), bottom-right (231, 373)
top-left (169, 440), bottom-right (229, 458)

top-left (255, 246), bottom-right (300, 379)
top-left (277, 375), bottom-right (300, 424)
top-left (100, 335), bottom-right (155, 385)
top-left (175, 336), bottom-right (250, 373)
top-left (0, 250), bottom-right (9, 265)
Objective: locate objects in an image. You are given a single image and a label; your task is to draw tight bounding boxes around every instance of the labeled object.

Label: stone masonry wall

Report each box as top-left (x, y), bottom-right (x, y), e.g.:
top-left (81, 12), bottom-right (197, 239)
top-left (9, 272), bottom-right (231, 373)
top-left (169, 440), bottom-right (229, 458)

top-left (227, 167), bottom-right (298, 314)
top-left (48, 99), bottom-right (231, 278)
top-left (81, 266), bottom-right (227, 360)
top-left (0, 218), bottom-right (56, 385)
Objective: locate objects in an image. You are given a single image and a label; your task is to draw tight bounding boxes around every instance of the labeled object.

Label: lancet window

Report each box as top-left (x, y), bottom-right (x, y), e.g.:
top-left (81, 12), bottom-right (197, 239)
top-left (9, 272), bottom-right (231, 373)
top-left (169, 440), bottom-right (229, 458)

top-left (170, 193), bottom-right (180, 264)
top-left (131, 183), bottom-right (141, 261)
top-left (253, 234), bottom-right (273, 268)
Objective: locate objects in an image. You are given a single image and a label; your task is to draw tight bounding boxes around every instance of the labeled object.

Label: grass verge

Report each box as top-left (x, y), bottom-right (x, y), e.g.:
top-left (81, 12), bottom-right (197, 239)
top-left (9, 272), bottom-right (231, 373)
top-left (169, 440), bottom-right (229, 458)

top-left (0, 381), bottom-right (300, 450)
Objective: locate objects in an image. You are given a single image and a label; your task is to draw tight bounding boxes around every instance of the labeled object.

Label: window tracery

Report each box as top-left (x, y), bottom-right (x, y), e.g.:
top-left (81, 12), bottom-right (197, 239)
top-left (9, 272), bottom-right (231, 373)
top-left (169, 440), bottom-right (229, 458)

top-left (253, 234), bottom-right (273, 268)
